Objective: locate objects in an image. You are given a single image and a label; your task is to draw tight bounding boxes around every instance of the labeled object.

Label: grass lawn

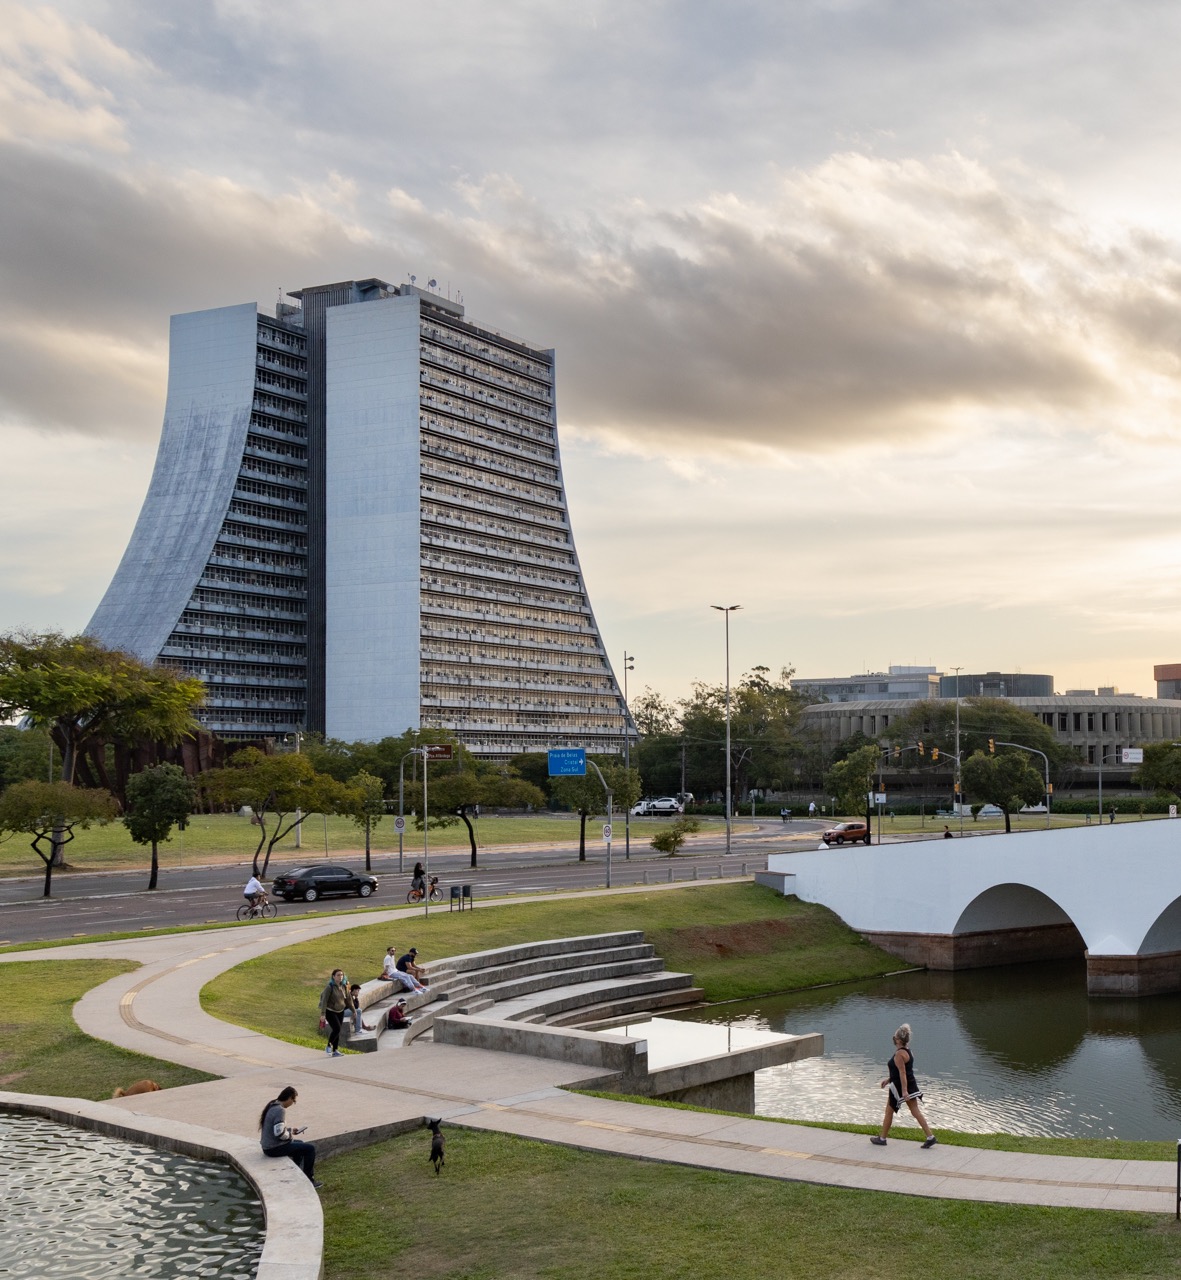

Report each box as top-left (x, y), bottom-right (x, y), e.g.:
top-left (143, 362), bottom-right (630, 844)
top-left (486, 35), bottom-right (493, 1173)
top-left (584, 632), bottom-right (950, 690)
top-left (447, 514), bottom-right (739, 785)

top-left (320, 1127), bottom-right (1181, 1280)
top-left (200, 883), bottom-right (903, 1044)
top-left (0, 812), bottom-right (731, 879)
top-left (865, 811), bottom-right (1161, 836)
top-left (0, 960), bottom-right (215, 1098)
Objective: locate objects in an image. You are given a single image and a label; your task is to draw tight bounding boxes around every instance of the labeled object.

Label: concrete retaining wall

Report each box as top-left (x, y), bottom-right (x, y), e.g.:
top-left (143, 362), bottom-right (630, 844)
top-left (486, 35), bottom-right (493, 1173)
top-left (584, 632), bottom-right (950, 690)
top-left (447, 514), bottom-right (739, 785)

top-left (433, 1014), bottom-right (647, 1074)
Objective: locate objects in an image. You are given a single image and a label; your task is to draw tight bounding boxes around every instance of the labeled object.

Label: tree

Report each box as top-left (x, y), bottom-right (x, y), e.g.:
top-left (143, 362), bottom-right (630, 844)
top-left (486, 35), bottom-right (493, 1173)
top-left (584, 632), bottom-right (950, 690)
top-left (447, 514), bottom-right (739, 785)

top-left (123, 763), bottom-right (197, 890)
top-left (427, 770), bottom-right (547, 868)
top-left (201, 749), bottom-right (354, 876)
top-left (0, 725), bottom-right (54, 789)
top-left (1134, 742), bottom-right (1181, 798)
top-left (650, 816), bottom-right (701, 856)
top-left (550, 759), bottom-right (641, 861)
top-left (0, 633), bottom-right (205, 848)
top-left (824, 744), bottom-right (880, 817)
top-left (0, 780), bottom-right (120, 897)
top-left (344, 771), bottom-right (386, 872)
top-left (961, 751), bottom-right (1046, 833)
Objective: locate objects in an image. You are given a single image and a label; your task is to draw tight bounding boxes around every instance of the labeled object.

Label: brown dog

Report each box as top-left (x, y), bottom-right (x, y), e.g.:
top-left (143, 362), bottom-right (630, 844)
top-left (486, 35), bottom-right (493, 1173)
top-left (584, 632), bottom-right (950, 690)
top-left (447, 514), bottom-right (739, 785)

top-left (113, 1079), bottom-right (162, 1097)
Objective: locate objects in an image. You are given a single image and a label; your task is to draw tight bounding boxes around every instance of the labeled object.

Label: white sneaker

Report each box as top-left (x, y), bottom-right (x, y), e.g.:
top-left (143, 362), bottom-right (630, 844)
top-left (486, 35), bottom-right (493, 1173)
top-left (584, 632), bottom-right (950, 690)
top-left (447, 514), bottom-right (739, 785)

top-left (324, 1045), bottom-right (332, 1055)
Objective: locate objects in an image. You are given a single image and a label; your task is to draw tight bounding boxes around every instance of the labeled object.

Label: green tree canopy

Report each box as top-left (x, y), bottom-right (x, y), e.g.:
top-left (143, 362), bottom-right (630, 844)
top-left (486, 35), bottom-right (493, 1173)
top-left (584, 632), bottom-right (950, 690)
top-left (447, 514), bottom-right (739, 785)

top-left (0, 725), bottom-right (53, 789)
top-left (0, 631), bottom-right (205, 798)
top-left (0, 779), bottom-right (120, 897)
top-left (201, 748), bottom-right (356, 876)
top-left (961, 750), bottom-right (1046, 832)
top-left (824, 744), bottom-right (880, 817)
top-left (1134, 742), bottom-right (1181, 798)
top-left (123, 763), bottom-right (197, 890)
top-left (343, 770), bottom-right (387, 871)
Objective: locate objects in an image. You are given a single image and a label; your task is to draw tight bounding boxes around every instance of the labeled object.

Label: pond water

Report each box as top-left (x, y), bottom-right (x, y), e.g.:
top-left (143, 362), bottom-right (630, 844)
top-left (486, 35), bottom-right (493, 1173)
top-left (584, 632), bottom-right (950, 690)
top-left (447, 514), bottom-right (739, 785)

top-left (669, 961), bottom-right (1181, 1140)
top-left (0, 1112), bottom-right (265, 1278)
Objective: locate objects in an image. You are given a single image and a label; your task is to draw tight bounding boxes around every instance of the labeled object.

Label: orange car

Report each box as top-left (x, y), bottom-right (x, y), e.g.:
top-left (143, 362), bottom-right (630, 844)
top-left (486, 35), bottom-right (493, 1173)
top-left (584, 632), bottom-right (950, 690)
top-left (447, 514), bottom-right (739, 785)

top-left (821, 821), bottom-right (871, 846)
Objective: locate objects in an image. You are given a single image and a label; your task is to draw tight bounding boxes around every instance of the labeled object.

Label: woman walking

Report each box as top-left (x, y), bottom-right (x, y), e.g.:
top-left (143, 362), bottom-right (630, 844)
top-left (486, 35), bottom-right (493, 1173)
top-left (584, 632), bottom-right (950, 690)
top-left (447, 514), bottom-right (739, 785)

top-left (259, 1085), bottom-right (319, 1186)
top-left (319, 968), bottom-right (348, 1058)
top-left (871, 1023), bottom-right (936, 1148)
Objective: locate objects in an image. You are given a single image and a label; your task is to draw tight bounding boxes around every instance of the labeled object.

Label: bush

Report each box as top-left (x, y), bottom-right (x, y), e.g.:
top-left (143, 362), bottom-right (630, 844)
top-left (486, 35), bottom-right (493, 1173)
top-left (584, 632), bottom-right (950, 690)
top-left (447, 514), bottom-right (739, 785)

top-left (650, 817), bottom-right (701, 856)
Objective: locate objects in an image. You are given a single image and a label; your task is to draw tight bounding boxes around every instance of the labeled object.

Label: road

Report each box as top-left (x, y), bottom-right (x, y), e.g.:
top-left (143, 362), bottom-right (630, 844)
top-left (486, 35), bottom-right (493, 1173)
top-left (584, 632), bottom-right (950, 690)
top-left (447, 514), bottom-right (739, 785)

top-left (0, 822), bottom-right (827, 946)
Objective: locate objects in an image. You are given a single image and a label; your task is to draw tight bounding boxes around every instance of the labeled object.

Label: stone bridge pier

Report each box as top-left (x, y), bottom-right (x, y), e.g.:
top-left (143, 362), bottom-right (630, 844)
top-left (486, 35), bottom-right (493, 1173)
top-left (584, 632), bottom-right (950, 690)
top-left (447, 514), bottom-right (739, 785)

top-left (761, 822), bottom-right (1181, 997)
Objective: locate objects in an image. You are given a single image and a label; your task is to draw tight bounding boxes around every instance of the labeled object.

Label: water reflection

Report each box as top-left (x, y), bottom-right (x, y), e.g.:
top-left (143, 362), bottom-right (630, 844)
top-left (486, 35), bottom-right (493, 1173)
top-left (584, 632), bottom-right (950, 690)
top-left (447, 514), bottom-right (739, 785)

top-left (671, 962), bottom-right (1181, 1139)
top-left (0, 1112), bottom-right (264, 1278)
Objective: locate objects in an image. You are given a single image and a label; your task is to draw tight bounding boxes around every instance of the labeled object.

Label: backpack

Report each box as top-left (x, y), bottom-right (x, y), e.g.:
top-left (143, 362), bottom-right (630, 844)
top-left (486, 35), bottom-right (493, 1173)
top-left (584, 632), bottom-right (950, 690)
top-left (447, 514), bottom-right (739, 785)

top-left (387, 1007), bottom-right (411, 1030)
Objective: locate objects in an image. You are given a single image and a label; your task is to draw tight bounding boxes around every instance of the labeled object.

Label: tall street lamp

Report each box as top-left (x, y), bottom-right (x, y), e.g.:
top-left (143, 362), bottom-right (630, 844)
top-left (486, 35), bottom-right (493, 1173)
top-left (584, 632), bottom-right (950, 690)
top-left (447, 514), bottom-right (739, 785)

top-left (622, 651), bottom-right (635, 861)
top-left (711, 605), bottom-right (742, 855)
top-left (951, 666), bottom-right (963, 836)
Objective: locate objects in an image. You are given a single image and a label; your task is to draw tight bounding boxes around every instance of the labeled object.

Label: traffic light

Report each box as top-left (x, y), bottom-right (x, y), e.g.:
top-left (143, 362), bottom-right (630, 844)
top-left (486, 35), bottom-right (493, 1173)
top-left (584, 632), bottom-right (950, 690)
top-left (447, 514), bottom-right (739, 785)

top-left (917, 740), bottom-right (924, 756)
top-left (954, 781), bottom-right (961, 795)
top-left (893, 745), bottom-right (901, 760)
top-left (988, 737), bottom-right (995, 754)
top-left (1047, 783), bottom-right (1053, 795)
top-left (931, 747), bottom-right (939, 762)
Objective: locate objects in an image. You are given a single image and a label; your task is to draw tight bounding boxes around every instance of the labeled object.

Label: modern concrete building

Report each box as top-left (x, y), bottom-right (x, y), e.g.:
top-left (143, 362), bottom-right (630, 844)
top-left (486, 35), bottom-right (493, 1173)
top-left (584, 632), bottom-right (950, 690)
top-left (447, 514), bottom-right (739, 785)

top-left (803, 693), bottom-right (1181, 779)
top-left (937, 671), bottom-right (1054, 698)
top-left (88, 279), bottom-right (629, 755)
top-left (792, 665), bottom-right (941, 703)
top-left (1155, 664), bottom-right (1181, 699)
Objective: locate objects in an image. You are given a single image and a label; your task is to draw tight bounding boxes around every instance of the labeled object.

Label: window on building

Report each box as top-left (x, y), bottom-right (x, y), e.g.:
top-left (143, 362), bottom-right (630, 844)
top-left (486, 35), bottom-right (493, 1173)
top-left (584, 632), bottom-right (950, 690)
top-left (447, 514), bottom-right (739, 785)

top-left (1088, 745), bottom-right (1096, 764)
top-left (1087, 712), bottom-right (1095, 732)
top-left (1073, 713), bottom-right (1082, 731)
top-left (1115, 713), bottom-right (1122, 731)
top-left (1101, 712), bottom-right (1109, 732)
top-left (869, 716), bottom-right (876, 734)
top-left (1058, 713), bottom-right (1067, 731)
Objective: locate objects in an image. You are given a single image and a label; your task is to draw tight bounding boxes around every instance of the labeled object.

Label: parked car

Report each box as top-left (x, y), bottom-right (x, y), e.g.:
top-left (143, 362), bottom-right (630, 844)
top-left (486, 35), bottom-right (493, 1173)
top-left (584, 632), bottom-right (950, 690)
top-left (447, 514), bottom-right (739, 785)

top-left (271, 864), bottom-right (378, 902)
top-left (821, 821), bottom-right (871, 846)
top-left (648, 797), bottom-right (685, 815)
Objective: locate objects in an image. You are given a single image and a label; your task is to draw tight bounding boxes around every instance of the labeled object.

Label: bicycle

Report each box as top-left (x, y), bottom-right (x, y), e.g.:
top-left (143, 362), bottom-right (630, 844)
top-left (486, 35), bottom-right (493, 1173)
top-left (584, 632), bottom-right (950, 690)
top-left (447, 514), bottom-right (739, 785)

top-left (407, 875), bottom-right (443, 904)
top-left (236, 895), bottom-right (278, 921)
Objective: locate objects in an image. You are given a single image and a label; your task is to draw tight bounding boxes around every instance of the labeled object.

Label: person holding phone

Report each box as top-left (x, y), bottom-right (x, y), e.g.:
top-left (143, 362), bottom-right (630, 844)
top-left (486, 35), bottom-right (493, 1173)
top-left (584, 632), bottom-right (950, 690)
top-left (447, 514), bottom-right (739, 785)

top-left (259, 1085), bottom-right (319, 1185)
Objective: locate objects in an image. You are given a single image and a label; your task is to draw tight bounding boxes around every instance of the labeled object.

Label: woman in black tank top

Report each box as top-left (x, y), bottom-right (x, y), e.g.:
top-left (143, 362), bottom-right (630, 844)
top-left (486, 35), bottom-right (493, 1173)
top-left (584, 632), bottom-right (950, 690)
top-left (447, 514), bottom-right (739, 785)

top-left (870, 1023), bottom-right (937, 1149)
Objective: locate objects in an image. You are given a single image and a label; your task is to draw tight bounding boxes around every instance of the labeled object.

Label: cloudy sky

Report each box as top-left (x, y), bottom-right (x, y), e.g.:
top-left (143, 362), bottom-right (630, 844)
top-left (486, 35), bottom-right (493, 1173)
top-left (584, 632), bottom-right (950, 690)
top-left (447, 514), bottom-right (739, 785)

top-left (4, 0), bottom-right (1181, 702)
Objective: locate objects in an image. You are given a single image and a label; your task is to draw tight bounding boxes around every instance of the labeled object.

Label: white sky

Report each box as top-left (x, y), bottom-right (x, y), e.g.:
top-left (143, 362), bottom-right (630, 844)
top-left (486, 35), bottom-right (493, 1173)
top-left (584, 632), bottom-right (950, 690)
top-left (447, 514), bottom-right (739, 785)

top-left (4, 1), bottom-right (1181, 701)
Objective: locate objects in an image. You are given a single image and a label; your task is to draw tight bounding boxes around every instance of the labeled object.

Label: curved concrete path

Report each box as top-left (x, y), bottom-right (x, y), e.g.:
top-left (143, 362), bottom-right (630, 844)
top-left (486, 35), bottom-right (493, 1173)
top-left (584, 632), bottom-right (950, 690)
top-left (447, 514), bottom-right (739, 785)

top-left (3, 881), bottom-right (1176, 1218)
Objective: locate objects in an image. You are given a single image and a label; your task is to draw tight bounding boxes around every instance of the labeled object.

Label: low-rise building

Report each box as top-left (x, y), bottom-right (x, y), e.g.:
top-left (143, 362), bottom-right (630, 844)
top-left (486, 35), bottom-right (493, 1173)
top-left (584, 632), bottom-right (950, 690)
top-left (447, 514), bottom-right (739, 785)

top-left (792, 665), bottom-right (941, 703)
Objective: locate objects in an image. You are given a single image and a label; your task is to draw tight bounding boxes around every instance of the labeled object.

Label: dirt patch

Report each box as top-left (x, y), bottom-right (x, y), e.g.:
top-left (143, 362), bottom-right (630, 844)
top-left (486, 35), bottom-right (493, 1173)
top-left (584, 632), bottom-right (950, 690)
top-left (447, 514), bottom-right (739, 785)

top-left (0, 1071), bottom-right (28, 1086)
top-left (660, 918), bottom-right (830, 959)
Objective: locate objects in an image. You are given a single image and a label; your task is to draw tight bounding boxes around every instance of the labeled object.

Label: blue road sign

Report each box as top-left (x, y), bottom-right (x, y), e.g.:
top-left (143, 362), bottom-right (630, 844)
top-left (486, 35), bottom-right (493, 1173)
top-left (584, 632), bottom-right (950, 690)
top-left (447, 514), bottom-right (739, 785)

top-left (547, 747), bottom-right (587, 776)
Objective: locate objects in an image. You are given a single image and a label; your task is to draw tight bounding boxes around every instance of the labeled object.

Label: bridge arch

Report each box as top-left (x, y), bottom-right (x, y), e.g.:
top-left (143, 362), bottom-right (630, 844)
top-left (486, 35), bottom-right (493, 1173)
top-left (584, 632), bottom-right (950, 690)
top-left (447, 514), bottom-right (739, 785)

top-left (954, 883), bottom-right (1082, 939)
top-left (1137, 895), bottom-right (1181, 956)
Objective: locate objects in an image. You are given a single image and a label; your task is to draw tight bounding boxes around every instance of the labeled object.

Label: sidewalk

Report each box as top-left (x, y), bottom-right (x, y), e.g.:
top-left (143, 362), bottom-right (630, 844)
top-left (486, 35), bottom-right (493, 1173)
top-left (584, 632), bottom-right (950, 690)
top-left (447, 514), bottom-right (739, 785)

top-left (3, 887), bottom-right (1175, 1215)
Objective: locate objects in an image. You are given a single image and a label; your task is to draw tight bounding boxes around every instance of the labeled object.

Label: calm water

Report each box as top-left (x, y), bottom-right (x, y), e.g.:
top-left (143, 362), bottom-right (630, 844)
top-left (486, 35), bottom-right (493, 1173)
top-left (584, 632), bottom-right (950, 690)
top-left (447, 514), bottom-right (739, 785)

top-left (0, 1112), bottom-right (265, 1278)
top-left (670, 961), bottom-right (1181, 1140)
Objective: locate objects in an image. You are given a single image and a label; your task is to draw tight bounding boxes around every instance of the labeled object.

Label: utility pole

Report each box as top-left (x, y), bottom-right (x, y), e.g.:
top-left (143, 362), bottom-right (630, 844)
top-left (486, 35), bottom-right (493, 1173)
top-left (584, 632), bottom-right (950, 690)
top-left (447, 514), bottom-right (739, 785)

top-left (711, 605), bottom-right (742, 855)
top-left (623, 651), bottom-right (635, 860)
top-left (951, 667), bottom-right (963, 836)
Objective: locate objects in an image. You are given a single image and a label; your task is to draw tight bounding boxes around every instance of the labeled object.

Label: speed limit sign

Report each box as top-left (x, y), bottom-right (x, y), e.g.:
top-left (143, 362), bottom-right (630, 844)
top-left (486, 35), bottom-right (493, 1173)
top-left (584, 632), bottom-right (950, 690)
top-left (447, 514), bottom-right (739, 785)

top-left (393, 816), bottom-right (406, 833)
top-left (602, 823), bottom-right (613, 841)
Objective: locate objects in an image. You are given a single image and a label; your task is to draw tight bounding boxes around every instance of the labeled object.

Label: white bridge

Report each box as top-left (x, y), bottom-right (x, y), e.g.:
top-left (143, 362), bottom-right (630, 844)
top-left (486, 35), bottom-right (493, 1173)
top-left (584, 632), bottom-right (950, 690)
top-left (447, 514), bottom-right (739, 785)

top-left (763, 820), bottom-right (1181, 996)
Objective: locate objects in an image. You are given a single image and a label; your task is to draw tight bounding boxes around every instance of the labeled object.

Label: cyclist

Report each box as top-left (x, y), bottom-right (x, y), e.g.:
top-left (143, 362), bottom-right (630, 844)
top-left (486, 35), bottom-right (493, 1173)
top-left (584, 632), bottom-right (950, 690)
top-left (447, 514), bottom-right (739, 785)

top-left (410, 861), bottom-right (426, 895)
top-left (244, 872), bottom-right (267, 915)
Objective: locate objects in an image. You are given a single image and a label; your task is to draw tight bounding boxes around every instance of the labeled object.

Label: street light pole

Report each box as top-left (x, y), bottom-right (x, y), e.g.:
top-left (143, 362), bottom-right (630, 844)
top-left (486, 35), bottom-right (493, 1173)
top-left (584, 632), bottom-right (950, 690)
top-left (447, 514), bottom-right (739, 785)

top-left (711, 605), bottom-right (742, 856)
top-left (622, 651), bottom-right (635, 861)
top-left (951, 667), bottom-right (963, 836)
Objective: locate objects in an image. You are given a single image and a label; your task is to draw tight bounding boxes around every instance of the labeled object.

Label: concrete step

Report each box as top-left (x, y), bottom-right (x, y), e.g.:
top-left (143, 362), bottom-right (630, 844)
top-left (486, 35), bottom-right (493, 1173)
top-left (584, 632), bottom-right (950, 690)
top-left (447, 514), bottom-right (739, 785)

top-left (443, 944), bottom-right (657, 994)
top-left (550, 987), bottom-right (707, 1028)
top-left (494, 972), bottom-right (698, 1025)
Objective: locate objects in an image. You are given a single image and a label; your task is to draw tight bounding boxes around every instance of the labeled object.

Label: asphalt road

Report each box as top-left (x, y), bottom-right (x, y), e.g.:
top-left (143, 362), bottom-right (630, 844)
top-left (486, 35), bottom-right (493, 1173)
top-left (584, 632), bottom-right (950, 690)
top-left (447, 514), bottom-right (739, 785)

top-left (0, 822), bottom-right (826, 947)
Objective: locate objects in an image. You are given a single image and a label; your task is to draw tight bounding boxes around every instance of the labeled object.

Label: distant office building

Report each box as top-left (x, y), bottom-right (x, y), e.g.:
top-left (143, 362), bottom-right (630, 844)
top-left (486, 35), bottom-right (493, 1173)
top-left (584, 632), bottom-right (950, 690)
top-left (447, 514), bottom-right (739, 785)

top-left (937, 672), bottom-right (1054, 699)
top-left (1155, 664), bottom-right (1181, 699)
top-left (88, 279), bottom-right (629, 755)
top-left (793, 666), bottom-right (941, 703)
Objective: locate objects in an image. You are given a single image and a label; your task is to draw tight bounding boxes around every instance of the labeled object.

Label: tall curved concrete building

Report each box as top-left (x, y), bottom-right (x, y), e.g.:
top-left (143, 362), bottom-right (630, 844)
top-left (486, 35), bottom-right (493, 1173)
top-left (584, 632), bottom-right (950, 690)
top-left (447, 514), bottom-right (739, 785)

top-left (89, 279), bottom-right (629, 755)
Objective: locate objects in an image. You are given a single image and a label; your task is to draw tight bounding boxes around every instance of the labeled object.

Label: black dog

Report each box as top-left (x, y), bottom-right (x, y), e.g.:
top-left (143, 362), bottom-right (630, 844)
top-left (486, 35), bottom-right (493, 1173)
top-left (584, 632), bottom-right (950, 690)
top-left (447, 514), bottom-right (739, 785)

top-left (426, 1117), bottom-right (445, 1174)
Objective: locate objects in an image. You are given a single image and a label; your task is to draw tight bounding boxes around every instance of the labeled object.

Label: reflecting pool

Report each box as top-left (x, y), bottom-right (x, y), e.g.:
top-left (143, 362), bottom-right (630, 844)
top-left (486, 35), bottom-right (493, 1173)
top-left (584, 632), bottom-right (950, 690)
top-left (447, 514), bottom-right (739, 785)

top-left (0, 1112), bottom-right (265, 1278)
top-left (671, 960), bottom-right (1181, 1139)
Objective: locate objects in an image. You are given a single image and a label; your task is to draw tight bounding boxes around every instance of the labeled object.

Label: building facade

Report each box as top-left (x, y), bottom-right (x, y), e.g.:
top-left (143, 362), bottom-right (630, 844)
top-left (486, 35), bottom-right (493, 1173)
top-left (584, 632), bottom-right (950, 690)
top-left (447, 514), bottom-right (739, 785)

top-left (937, 672), bottom-right (1054, 698)
top-left (792, 665), bottom-right (941, 703)
top-left (88, 280), bottom-right (629, 755)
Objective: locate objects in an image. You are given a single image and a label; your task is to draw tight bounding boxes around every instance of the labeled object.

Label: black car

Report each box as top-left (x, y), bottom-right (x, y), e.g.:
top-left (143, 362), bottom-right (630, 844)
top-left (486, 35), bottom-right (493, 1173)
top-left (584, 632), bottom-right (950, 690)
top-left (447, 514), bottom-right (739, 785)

top-left (271, 864), bottom-right (378, 903)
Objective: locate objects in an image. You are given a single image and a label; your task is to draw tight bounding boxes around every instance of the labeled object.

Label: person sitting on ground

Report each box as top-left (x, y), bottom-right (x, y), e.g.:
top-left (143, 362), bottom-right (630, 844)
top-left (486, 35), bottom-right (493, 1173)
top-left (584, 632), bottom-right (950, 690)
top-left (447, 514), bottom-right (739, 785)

top-left (243, 873), bottom-right (265, 910)
top-left (382, 945), bottom-right (427, 993)
top-left (398, 947), bottom-right (428, 983)
top-left (259, 1085), bottom-right (319, 1187)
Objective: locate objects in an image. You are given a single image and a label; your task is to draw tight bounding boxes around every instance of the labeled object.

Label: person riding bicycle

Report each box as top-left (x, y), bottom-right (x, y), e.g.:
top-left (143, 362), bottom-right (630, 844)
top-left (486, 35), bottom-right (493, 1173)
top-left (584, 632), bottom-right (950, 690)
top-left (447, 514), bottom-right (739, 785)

top-left (244, 873), bottom-right (266, 913)
top-left (410, 861), bottom-right (426, 894)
